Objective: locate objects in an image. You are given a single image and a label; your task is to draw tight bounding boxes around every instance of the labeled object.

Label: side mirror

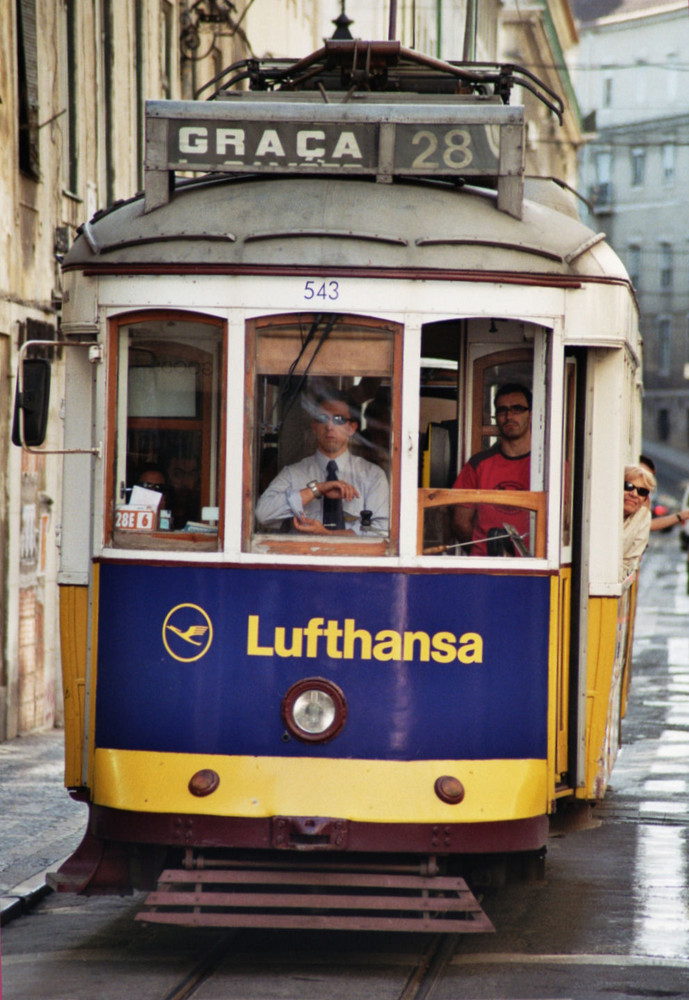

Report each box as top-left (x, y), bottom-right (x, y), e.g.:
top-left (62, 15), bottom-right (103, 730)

top-left (12, 358), bottom-right (51, 447)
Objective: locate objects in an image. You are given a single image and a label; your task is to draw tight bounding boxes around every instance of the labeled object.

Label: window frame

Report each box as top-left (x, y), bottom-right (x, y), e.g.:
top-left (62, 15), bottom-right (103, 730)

top-left (659, 242), bottom-right (673, 289)
top-left (631, 147), bottom-right (645, 188)
top-left (658, 316), bottom-right (672, 376)
top-left (104, 310), bottom-right (226, 550)
top-left (243, 313), bottom-right (402, 557)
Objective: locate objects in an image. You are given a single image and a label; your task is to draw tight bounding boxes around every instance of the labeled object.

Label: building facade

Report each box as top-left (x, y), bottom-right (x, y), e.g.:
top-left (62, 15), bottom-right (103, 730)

top-left (571, 0), bottom-right (689, 452)
top-left (1, 0), bottom-right (584, 740)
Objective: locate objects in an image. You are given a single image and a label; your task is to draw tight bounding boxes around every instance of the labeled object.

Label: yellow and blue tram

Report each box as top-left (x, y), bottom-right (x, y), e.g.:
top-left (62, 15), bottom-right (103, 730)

top-left (20, 43), bottom-right (642, 930)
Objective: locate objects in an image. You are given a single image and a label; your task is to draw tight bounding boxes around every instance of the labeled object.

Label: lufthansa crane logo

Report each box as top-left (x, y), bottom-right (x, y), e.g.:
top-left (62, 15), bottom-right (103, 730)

top-left (163, 603), bottom-right (213, 662)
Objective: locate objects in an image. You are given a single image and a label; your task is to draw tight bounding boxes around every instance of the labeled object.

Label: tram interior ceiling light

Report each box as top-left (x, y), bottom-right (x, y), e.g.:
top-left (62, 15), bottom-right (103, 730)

top-left (282, 677), bottom-right (348, 743)
top-left (181, 0), bottom-right (237, 61)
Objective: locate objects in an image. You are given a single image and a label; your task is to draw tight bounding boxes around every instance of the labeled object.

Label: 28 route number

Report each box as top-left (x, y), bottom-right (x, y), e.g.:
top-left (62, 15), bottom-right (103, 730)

top-left (303, 280), bottom-right (339, 301)
top-left (411, 128), bottom-right (473, 170)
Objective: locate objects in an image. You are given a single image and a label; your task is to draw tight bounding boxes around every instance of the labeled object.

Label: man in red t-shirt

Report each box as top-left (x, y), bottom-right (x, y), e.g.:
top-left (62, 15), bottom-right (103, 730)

top-left (453, 383), bottom-right (532, 555)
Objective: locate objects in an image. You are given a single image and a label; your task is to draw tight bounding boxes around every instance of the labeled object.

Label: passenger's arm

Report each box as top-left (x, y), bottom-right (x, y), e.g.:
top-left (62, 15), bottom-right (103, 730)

top-left (649, 510), bottom-right (689, 532)
top-left (453, 504), bottom-right (475, 543)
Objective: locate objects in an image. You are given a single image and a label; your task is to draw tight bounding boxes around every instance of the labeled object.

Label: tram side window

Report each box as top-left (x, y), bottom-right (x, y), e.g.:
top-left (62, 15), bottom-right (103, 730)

top-left (245, 314), bottom-right (398, 554)
top-left (419, 347), bottom-right (546, 558)
top-left (110, 317), bottom-right (223, 550)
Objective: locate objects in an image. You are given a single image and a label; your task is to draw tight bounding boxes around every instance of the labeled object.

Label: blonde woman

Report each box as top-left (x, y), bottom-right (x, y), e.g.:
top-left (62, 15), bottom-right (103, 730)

top-left (622, 463), bottom-right (656, 577)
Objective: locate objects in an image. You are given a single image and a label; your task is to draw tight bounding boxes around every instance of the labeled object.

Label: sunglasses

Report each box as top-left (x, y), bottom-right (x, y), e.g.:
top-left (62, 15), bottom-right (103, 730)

top-left (624, 481), bottom-right (650, 498)
top-left (139, 481), bottom-right (165, 492)
top-left (314, 412), bottom-right (351, 426)
top-left (495, 404), bottom-right (530, 417)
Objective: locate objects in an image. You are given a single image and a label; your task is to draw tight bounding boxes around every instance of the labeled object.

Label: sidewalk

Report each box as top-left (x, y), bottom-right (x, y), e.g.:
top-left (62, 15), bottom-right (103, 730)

top-left (0, 729), bottom-right (87, 924)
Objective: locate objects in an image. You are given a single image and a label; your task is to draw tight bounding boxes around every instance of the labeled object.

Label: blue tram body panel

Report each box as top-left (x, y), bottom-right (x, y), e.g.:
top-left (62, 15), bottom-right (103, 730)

top-left (95, 564), bottom-right (550, 761)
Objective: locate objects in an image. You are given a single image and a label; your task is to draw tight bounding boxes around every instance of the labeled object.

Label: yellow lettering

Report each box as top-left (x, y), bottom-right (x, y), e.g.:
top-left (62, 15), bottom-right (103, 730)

top-left (373, 630), bottom-right (402, 661)
top-left (343, 618), bottom-right (372, 659)
top-left (431, 631), bottom-right (458, 663)
top-left (274, 627), bottom-right (303, 658)
top-left (325, 619), bottom-right (343, 659)
top-left (458, 632), bottom-right (483, 663)
top-left (403, 631), bottom-right (431, 662)
top-left (246, 615), bottom-right (273, 656)
top-left (304, 617), bottom-right (325, 657)
top-left (246, 614), bottom-right (483, 664)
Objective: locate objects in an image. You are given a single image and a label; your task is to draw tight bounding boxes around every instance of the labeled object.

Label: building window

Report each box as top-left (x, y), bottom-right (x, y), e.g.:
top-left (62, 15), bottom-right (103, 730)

top-left (602, 76), bottom-right (613, 108)
top-left (16, 0), bottom-right (40, 178)
top-left (668, 53), bottom-right (678, 102)
top-left (594, 150), bottom-right (612, 206)
top-left (627, 245), bottom-right (641, 290)
top-left (659, 244), bottom-right (673, 289)
top-left (658, 318), bottom-right (671, 375)
top-left (635, 60), bottom-right (646, 105)
top-left (135, 0), bottom-right (145, 192)
top-left (62, 0), bottom-right (78, 194)
top-left (161, 1), bottom-right (174, 99)
top-left (662, 143), bottom-right (675, 185)
top-left (631, 148), bottom-right (645, 187)
top-left (658, 409), bottom-right (670, 442)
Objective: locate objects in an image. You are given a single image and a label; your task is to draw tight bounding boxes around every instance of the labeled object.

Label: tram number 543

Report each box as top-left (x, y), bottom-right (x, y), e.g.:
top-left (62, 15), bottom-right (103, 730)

top-left (304, 280), bottom-right (339, 301)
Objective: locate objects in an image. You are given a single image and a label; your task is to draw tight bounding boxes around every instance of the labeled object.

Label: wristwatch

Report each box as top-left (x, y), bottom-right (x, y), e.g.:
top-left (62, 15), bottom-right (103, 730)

top-left (306, 480), bottom-right (321, 499)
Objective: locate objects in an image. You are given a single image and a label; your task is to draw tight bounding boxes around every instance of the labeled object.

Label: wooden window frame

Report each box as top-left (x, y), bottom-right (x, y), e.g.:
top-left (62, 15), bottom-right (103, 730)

top-left (243, 313), bottom-right (402, 556)
top-left (471, 347), bottom-right (533, 456)
top-left (105, 310), bottom-right (226, 550)
top-left (417, 488), bottom-right (547, 559)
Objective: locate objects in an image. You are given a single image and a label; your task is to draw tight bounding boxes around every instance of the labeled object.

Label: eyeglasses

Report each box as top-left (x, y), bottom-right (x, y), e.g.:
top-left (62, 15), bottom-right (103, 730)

top-left (314, 412), bottom-right (351, 426)
top-left (495, 404), bottom-right (530, 417)
top-left (624, 481), bottom-right (650, 498)
top-left (139, 481), bottom-right (165, 492)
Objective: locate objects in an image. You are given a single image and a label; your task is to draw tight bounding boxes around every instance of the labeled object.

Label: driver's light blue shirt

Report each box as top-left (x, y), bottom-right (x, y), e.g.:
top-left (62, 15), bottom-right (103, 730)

top-left (255, 450), bottom-right (389, 535)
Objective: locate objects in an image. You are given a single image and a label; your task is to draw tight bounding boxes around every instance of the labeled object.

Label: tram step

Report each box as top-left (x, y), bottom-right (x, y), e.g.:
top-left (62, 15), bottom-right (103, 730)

top-left (136, 866), bottom-right (495, 932)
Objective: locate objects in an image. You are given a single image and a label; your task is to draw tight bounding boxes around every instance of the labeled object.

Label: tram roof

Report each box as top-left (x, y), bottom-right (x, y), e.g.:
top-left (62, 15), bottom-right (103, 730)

top-left (62, 173), bottom-right (629, 282)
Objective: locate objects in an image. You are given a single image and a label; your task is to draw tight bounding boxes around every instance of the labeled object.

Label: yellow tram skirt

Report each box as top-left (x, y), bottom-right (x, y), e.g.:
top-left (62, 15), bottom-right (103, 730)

top-left (92, 748), bottom-right (548, 824)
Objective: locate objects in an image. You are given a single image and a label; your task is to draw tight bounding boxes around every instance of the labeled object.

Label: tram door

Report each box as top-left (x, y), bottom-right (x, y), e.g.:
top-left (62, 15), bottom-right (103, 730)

top-left (555, 357), bottom-right (579, 785)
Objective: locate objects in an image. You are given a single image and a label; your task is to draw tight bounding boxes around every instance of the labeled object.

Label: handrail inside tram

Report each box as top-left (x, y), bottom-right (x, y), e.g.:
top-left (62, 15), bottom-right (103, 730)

top-left (418, 488), bottom-right (547, 559)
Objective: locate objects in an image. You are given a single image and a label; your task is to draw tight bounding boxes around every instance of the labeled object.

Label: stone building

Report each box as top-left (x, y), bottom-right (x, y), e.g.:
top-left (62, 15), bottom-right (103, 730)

top-left (0, 0), bottom-right (322, 740)
top-left (571, 0), bottom-right (689, 452)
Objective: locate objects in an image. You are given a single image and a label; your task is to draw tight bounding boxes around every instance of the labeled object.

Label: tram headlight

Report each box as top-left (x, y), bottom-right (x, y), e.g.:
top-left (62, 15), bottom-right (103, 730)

top-left (281, 677), bottom-right (347, 743)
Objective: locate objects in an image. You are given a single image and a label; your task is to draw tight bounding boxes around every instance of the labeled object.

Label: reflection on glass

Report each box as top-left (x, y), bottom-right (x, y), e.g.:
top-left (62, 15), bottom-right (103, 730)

top-left (249, 317), bottom-right (394, 548)
top-left (421, 499), bottom-right (539, 558)
top-left (113, 318), bottom-right (222, 548)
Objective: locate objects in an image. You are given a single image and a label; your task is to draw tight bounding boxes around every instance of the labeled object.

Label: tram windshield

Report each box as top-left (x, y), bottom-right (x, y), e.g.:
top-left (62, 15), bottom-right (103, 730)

top-left (245, 314), bottom-right (398, 554)
top-left (109, 315), bottom-right (223, 550)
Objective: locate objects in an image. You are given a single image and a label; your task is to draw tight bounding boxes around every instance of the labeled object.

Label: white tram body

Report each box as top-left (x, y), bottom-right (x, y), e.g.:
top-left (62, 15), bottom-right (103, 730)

top-left (38, 45), bottom-right (641, 930)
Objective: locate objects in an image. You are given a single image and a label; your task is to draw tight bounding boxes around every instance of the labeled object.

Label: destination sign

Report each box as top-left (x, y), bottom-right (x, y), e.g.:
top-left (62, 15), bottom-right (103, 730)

top-left (172, 121), bottom-right (378, 170)
top-left (166, 119), bottom-right (500, 176)
top-left (144, 99), bottom-right (524, 215)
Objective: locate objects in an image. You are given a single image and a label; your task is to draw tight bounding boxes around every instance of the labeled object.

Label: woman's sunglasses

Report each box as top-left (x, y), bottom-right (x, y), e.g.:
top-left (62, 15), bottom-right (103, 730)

top-left (624, 481), bottom-right (650, 498)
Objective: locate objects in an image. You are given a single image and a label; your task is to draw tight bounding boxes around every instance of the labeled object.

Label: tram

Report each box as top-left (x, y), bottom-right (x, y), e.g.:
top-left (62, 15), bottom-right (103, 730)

top-left (16, 41), bottom-right (642, 932)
